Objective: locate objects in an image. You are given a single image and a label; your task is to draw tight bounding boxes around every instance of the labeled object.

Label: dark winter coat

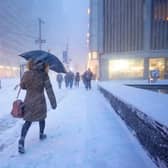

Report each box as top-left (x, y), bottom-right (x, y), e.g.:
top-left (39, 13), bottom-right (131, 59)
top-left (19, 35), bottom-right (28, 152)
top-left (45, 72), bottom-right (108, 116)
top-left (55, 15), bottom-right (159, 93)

top-left (67, 71), bottom-right (74, 81)
top-left (57, 74), bottom-right (63, 83)
top-left (20, 70), bottom-right (56, 122)
top-left (84, 71), bottom-right (93, 81)
top-left (75, 73), bottom-right (80, 82)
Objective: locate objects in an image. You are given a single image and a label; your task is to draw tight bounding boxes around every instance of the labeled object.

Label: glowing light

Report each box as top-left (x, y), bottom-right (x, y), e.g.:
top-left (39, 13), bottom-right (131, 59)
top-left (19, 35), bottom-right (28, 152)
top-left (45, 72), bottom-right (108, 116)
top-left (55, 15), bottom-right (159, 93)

top-left (88, 52), bottom-right (91, 60)
top-left (109, 59), bottom-right (144, 79)
top-left (6, 66), bottom-right (11, 70)
top-left (12, 67), bottom-right (19, 71)
top-left (92, 52), bottom-right (98, 59)
top-left (87, 8), bottom-right (90, 15)
top-left (131, 67), bottom-right (144, 71)
top-left (69, 66), bottom-right (74, 71)
top-left (110, 60), bottom-right (129, 72)
top-left (0, 65), bottom-right (19, 70)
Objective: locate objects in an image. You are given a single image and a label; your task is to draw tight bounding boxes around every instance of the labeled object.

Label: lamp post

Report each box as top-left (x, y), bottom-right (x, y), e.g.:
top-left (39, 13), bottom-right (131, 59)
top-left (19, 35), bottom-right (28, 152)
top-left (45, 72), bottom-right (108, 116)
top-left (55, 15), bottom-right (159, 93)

top-left (35, 18), bottom-right (46, 50)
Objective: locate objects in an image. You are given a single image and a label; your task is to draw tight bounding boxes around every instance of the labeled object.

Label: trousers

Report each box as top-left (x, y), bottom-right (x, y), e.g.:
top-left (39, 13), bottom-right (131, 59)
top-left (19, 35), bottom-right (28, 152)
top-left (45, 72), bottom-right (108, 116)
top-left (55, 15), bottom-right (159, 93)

top-left (21, 120), bottom-right (45, 139)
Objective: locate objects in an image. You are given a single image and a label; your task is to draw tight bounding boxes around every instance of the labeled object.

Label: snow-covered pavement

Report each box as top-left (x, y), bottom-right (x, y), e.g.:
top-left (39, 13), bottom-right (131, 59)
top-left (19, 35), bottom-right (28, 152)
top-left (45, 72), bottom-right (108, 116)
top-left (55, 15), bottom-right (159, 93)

top-left (0, 80), bottom-right (157, 168)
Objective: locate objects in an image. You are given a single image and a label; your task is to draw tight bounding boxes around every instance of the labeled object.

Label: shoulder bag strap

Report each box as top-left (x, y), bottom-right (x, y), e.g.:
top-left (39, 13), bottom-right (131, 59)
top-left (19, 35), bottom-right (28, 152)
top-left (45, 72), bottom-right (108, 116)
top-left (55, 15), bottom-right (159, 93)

top-left (16, 87), bottom-right (21, 99)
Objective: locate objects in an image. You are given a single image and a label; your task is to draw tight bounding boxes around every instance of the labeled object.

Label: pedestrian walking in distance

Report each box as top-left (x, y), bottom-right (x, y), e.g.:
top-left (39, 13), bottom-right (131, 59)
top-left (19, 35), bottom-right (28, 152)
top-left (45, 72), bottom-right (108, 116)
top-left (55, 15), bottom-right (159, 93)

top-left (18, 60), bottom-right (57, 154)
top-left (64, 73), bottom-right (69, 88)
top-left (56, 73), bottom-right (63, 89)
top-left (67, 70), bottom-right (74, 89)
top-left (75, 72), bottom-right (80, 88)
top-left (83, 68), bottom-right (93, 90)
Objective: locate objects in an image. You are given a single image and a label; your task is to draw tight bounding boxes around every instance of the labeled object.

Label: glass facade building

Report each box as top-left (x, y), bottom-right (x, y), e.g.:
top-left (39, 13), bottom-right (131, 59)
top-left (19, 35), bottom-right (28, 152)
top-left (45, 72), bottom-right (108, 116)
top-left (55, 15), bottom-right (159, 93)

top-left (89, 0), bottom-right (168, 80)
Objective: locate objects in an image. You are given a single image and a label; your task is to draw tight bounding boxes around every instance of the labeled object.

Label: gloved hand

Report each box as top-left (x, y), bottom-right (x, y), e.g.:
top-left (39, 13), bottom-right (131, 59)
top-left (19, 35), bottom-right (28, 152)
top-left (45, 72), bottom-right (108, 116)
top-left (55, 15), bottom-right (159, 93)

top-left (52, 102), bottom-right (57, 109)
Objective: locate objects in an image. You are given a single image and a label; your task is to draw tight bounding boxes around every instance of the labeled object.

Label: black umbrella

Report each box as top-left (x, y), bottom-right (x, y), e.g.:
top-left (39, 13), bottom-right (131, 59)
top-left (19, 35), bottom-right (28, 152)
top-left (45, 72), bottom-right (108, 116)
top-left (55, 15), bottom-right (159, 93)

top-left (19, 50), bottom-right (66, 73)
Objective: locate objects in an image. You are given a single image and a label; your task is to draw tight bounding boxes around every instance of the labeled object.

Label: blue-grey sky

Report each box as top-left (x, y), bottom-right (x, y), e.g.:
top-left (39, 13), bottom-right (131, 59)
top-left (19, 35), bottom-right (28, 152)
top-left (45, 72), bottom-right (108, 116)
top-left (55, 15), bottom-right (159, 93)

top-left (33, 0), bottom-right (89, 71)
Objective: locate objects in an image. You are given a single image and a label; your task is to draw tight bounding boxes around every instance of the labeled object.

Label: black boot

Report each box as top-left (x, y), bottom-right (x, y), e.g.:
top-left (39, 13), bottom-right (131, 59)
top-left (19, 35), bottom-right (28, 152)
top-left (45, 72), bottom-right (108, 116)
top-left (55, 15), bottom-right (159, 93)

top-left (39, 133), bottom-right (47, 140)
top-left (18, 138), bottom-right (25, 154)
top-left (39, 120), bottom-right (46, 140)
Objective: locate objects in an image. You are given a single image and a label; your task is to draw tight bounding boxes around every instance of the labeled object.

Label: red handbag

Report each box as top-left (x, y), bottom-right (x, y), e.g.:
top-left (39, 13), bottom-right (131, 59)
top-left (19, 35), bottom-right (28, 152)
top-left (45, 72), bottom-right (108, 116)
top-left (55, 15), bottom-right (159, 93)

top-left (11, 88), bottom-right (24, 118)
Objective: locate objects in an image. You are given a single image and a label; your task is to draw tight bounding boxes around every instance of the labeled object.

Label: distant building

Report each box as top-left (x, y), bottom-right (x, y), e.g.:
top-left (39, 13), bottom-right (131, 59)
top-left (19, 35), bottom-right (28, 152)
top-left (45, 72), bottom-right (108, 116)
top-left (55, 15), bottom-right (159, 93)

top-left (89, 0), bottom-right (168, 80)
top-left (0, 1), bottom-right (38, 77)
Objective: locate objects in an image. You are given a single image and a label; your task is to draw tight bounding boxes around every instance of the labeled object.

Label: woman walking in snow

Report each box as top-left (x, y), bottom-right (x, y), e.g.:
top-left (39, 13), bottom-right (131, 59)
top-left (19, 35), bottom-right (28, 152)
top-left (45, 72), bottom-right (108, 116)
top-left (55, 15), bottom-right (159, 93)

top-left (18, 60), bottom-right (57, 154)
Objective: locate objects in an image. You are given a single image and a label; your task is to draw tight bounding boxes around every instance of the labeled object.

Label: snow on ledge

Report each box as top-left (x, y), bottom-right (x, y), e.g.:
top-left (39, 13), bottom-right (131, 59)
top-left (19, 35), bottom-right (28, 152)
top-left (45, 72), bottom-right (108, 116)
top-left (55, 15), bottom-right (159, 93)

top-left (98, 80), bottom-right (168, 127)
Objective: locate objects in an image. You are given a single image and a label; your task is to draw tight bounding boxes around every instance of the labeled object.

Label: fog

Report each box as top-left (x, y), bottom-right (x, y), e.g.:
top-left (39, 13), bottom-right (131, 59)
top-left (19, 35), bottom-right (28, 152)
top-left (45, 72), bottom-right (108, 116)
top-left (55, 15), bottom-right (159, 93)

top-left (0, 0), bottom-right (88, 72)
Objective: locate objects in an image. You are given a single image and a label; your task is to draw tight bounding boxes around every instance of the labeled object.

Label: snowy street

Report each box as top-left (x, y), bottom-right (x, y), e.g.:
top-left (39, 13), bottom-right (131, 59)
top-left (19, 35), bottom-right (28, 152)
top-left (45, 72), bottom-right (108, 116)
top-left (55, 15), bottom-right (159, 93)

top-left (0, 79), bottom-right (157, 168)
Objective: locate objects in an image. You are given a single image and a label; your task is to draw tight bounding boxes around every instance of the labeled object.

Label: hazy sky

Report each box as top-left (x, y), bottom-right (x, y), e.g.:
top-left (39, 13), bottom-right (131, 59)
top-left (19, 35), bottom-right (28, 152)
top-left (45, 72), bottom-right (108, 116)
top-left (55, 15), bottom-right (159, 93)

top-left (33, 0), bottom-right (89, 71)
top-left (0, 0), bottom-right (89, 71)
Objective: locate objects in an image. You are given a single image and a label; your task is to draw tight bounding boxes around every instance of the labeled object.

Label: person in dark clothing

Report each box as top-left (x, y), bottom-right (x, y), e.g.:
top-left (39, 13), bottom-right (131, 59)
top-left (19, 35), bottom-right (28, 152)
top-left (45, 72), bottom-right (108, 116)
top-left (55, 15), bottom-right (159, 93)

top-left (67, 71), bottom-right (74, 89)
top-left (64, 73), bottom-right (69, 88)
top-left (75, 72), bottom-right (80, 88)
top-left (82, 73), bottom-right (86, 88)
top-left (56, 73), bottom-right (63, 89)
top-left (83, 68), bottom-right (93, 90)
top-left (18, 60), bottom-right (57, 154)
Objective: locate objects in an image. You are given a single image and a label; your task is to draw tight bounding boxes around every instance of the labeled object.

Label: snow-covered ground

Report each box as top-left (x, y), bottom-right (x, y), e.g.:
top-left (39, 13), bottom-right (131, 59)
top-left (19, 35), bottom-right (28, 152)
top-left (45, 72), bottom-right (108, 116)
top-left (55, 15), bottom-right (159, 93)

top-left (99, 81), bottom-right (168, 127)
top-left (0, 79), bottom-right (157, 168)
top-left (102, 79), bottom-right (168, 85)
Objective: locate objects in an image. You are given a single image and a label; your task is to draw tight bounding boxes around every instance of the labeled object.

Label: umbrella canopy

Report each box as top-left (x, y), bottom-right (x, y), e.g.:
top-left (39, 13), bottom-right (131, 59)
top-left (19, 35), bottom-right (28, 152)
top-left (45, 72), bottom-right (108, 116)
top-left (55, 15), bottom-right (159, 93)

top-left (19, 50), bottom-right (66, 73)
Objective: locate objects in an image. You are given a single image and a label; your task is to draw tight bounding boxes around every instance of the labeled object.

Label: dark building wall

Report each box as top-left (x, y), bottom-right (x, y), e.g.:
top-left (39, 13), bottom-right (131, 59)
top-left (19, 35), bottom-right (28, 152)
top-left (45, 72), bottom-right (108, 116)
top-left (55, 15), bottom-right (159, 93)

top-left (103, 0), bottom-right (168, 53)
top-left (151, 0), bottom-right (168, 50)
top-left (103, 0), bottom-right (144, 53)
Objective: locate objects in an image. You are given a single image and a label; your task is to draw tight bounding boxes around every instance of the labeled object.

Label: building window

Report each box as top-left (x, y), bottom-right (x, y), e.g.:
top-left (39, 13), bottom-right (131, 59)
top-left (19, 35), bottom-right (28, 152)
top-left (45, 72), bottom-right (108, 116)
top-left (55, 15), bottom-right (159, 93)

top-left (151, 0), bottom-right (168, 50)
top-left (109, 58), bottom-right (144, 79)
top-left (103, 0), bottom-right (144, 53)
top-left (149, 58), bottom-right (165, 79)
